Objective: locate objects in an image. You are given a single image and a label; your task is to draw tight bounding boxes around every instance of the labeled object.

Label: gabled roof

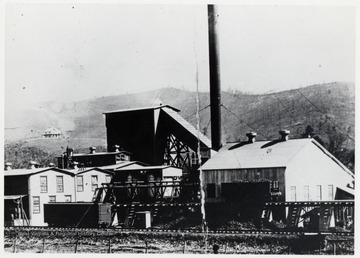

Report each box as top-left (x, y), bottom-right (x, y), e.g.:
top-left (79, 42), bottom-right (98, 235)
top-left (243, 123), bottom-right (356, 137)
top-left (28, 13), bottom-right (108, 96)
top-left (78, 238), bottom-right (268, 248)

top-left (101, 161), bottom-right (148, 170)
top-left (4, 167), bottom-right (75, 177)
top-left (201, 138), bottom-right (310, 170)
top-left (201, 138), bottom-right (354, 175)
top-left (74, 167), bottom-right (114, 175)
top-left (103, 105), bottom-right (179, 114)
top-left (115, 165), bottom-right (181, 171)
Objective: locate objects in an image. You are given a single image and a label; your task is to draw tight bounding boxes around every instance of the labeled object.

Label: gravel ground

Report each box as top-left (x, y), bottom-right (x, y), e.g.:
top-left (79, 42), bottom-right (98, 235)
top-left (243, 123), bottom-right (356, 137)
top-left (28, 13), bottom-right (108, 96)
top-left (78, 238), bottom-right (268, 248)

top-left (3, 228), bottom-right (354, 254)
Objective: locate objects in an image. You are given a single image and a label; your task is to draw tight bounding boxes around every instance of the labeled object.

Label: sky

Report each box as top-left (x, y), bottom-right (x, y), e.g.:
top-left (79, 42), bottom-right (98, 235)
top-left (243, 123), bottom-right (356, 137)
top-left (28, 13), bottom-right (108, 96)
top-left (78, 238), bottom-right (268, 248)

top-left (4, 2), bottom-right (356, 109)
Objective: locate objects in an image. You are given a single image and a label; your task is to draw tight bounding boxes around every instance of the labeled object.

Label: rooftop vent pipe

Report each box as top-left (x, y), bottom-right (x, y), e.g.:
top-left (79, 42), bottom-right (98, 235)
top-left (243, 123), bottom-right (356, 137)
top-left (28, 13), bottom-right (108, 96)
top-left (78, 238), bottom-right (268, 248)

top-left (90, 147), bottom-right (96, 154)
top-left (29, 161), bottom-right (38, 169)
top-left (246, 132), bottom-right (257, 143)
top-left (279, 130), bottom-right (290, 141)
top-left (208, 4), bottom-right (222, 151)
top-left (5, 162), bottom-right (12, 170)
top-left (72, 161), bottom-right (79, 170)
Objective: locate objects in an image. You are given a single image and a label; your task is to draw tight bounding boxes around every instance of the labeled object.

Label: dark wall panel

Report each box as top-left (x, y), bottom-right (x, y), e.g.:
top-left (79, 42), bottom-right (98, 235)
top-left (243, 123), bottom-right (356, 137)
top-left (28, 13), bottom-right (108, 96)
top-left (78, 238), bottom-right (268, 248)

top-left (106, 110), bottom-right (156, 165)
top-left (203, 167), bottom-right (286, 202)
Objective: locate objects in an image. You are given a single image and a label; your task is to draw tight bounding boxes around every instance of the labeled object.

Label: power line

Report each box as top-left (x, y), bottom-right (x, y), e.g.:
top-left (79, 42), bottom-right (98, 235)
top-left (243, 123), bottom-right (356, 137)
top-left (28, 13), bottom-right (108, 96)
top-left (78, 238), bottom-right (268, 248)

top-left (185, 104), bottom-right (210, 120)
top-left (296, 89), bottom-right (354, 142)
top-left (221, 104), bottom-right (270, 140)
top-left (272, 93), bottom-right (297, 125)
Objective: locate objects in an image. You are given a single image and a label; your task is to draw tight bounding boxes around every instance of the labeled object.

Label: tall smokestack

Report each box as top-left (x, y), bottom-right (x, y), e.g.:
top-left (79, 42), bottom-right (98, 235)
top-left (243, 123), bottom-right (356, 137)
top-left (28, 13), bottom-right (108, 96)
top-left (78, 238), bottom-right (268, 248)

top-left (208, 4), bottom-right (222, 151)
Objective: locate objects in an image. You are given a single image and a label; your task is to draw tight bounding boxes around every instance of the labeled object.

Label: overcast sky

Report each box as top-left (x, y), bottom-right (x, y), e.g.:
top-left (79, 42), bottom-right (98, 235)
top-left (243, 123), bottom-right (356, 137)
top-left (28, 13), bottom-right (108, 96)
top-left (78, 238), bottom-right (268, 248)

top-left (5, 2), bottom-right (356, 109)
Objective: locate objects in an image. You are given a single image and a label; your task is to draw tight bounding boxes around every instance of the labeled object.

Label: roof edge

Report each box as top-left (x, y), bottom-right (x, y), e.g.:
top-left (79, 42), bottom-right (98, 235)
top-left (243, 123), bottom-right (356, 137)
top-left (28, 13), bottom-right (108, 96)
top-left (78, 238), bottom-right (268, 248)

top-left (103, 105), bottom-right (180, 114)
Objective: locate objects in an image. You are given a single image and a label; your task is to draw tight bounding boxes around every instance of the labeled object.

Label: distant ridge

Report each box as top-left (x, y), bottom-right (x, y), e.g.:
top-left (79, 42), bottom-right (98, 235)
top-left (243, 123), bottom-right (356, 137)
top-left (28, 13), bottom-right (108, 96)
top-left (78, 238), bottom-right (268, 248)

top-left (5, 82), bottom-right (354, 170)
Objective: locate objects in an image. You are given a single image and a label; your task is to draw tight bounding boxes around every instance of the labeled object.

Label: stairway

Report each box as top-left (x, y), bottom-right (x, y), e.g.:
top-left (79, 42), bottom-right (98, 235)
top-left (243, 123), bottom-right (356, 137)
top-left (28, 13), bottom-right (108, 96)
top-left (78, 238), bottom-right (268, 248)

top-left (126, 205), bottom-right (136, 227)
top-left (286, 206), bottom-right (301, 227)
top-left (92, 188), bottom-right (104, 202)
top-left (319, 207), bottom-right (333, 230)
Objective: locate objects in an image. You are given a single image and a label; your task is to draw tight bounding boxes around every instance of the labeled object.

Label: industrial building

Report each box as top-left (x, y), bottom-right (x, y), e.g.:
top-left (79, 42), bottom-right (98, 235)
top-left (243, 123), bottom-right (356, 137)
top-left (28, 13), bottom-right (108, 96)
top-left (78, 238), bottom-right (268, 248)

top-left (200, 130), bottom-right (355, 226)
top-left (104, 105), bottom-right (212, 174)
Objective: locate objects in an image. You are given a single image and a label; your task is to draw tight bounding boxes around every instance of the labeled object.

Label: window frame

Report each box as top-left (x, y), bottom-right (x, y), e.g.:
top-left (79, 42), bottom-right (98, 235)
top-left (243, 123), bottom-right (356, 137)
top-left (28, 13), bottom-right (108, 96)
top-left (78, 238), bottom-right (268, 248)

top-left (56, 176), bottom-right (64, 193)
top-left (40, 176), bottom-right (48, 193)
top-left (33, 196), bottom-right (40, 214)
top-left (49, 195), bottom-right (56, 203)
top-left (303, 185), bottom-right (310, 201)
top-left (77, 175), bottom-right (84, 192)
top-left (328, 185), bottom-right (334, 200)
top-left (316, 185), bottom-right (322, 201)
top-left (290, 186), bottom-right (296, 201)
top-left (91, 175), bottom-right (98, 192)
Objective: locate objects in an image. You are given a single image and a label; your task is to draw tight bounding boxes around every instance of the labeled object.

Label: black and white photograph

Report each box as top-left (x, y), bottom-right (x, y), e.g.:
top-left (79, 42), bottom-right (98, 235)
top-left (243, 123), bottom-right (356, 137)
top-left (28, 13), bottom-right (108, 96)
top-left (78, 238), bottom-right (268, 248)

top-left (2, 0), bottom-right (357, 255)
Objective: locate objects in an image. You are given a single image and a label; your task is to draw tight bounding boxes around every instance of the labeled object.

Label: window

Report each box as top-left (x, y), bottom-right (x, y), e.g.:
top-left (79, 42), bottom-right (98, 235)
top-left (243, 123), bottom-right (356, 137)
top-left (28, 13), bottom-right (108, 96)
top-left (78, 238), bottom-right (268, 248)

top-left (56, 176), bottom-right (64, 192)
top-left (40, 176), bottom-right (48, 193)
top-left (316, 185), bottom-right (322, 200)
top-left (49, 196), bottom-right (56, 203)
top-left (105, 175), bottom-right (112, 184)
top-left (290, 186), bottom-right (296, 201)
top-left (207, 184), bottom-right (216, 198)
top-left (91, 175), bottom-right (98, 191)
top-left (328, 185), bottom-right (334, 200)
top-left (304, 186), bottom-right (309, 201)
top-left (77, 176), bottom-right (84, 192)
top-left (65, 195), bottom-right (72, 202)
top-left (33, 196), bottom-right (40, 214)
top-left (271, 181), bottom-right (279, 191)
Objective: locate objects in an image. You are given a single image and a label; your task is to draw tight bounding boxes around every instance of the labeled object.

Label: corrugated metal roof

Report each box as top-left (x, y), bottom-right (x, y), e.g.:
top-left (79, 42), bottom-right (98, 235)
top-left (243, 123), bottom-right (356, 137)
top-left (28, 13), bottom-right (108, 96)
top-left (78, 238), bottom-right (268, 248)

top-left (201, 138), bottom-right (312, 170)
top-left (103, 105), bottom-right (179, 114)
top-left (161, 107), bottom-right (212, 148)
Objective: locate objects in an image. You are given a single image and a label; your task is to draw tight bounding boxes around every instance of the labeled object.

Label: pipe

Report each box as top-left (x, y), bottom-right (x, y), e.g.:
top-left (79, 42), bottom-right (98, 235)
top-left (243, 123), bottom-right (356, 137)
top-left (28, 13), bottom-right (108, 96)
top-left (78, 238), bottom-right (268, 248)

top-left (208, 4), bottom-right (222, 151)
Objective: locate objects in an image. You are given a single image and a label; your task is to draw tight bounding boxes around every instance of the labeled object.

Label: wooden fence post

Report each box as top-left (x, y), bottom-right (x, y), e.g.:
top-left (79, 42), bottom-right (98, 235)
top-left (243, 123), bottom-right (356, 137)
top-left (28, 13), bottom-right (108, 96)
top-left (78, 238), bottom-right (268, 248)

top-left (224, 242), bottom-right (228, 254)
top-left (74, 239), bottom-right (79, 253)
top-left (145, 240), bottom-right (148, 254)
top-left (183, 240), bottom-right (186, 254)
top-left (13, 236), bottom-right (17, 253)
top-left (108, 238), bottom-right (111, 253)
top-left (42, 238), bottom-right (45, 253)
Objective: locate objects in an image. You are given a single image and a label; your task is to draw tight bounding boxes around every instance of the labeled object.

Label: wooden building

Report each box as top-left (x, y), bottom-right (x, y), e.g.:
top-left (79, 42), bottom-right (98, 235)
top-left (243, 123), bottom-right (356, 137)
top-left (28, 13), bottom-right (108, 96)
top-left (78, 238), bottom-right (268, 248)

top-left (200, 131), bottom-right (354, 224)
top-left (4, 166), bottom-right (116, 226)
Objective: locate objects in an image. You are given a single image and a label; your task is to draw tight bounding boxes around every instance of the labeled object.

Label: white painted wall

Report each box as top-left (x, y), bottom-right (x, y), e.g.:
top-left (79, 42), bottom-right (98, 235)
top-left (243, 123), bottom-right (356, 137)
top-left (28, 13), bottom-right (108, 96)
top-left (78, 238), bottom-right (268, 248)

top-left (75, 170), bottom-right (112, 202)
top-left (285, 141), bottom-right (354, 202)
top-left (28, 169), bottom-right (75, 226)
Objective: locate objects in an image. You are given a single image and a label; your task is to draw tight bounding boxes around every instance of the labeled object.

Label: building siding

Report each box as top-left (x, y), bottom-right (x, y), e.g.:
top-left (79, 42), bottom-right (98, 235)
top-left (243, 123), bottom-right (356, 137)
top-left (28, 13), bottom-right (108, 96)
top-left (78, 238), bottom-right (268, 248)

top-left (203, 167), bottom-right (286, 202)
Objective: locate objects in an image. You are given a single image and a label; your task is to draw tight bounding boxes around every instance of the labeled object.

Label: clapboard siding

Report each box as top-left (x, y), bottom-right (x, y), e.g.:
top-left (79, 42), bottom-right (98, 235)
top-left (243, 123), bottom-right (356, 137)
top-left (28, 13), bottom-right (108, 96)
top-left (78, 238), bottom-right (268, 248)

top-left (203, 167), bottom-right (286, 202)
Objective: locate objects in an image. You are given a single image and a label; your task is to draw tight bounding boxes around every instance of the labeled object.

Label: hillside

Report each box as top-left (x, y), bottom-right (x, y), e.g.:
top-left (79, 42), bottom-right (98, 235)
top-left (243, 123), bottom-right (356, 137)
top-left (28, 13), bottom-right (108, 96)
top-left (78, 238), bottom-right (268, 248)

top-left (4, 82), bottom-right (355, 169)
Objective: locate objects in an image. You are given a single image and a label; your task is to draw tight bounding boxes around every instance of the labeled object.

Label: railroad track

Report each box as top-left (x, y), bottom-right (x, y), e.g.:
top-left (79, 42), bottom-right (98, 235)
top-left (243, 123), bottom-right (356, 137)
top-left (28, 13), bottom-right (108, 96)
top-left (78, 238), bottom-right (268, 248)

top-left (4, 226), bottom-right (354, 237)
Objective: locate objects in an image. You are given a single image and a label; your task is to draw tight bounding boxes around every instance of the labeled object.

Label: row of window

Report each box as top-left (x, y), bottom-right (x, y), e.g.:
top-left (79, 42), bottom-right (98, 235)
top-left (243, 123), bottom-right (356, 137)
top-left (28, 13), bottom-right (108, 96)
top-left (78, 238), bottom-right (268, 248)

top-left (289, 185), bottom-right (333, 201)
top-left (206, 183), bottom-right (334, 201)
top-left (40, 175), bottom-right (112, 193)
top-left (40, 176), bottom-right (64, 193)
top-left (32, 195), bottom-right (72, 214)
